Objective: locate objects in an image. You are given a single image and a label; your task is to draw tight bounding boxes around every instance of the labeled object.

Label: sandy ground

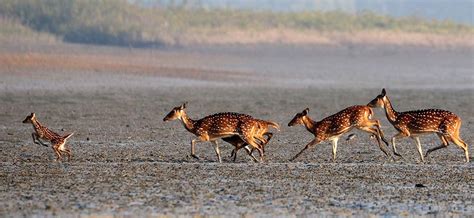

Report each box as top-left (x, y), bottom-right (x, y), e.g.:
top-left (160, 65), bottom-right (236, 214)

top-left (0, 43), bottom-right (473, 216)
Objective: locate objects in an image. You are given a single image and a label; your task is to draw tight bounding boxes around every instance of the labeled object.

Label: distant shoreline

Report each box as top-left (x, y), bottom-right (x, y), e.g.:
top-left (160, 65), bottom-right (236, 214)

top-left (1, 32), bottom-right (472, 51)
top-left (168, 29), bottom-right (473, 49)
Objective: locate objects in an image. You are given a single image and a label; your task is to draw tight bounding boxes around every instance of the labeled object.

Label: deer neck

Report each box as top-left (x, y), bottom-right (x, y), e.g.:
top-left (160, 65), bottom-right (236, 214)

top-left (31, 119), bottom-right (43, 132)
top-left (179, 112), bottom-right (195, 132)
top-left (302, 116), bottom-right (316, 133)
top-left (383, 96), bottom-right (398, 123)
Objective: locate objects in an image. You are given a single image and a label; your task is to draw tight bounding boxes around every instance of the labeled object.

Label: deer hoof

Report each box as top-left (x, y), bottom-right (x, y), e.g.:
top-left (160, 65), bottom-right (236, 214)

top-left (393, 152), bottom-right (403, 157)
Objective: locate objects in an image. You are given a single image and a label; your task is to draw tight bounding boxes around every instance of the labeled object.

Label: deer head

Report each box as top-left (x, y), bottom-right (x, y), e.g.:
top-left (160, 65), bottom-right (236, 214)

top-left (288, 108), bottom-right (309, 126)
top-left (163, 103), bottom-right (187, 122)
top-left (367, 88), bottom-right (387, 108)
top-left (22, 112), bottom-right (36, 124)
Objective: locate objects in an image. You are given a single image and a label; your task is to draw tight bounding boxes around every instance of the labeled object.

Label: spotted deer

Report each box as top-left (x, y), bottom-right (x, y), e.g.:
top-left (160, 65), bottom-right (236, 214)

top-left (368, 88), bottom-right (469, 162)
top-left (288, 106), bottom-right (391, 162)
top-left (226, 119), bottom-right (279, 162)
top-left (222, 133), bottom-right (272, 162)
top-left (163, 103), bottom-right (278, 163)
top-left (22, 113), bottom-right (74, 161)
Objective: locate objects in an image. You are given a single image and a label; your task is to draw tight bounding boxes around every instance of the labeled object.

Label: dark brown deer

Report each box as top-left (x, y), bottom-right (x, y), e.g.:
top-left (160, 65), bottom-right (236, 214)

top-left (163, 103), bottom-right (278, 162)
top-left (288, 106), bottom-right (391, 162)
top-left (223, 133), bottom-right (272, 162)
top-left (22, 113), bottom-right (74, 161)
top-left (368, 88), bottom-right (469, 162)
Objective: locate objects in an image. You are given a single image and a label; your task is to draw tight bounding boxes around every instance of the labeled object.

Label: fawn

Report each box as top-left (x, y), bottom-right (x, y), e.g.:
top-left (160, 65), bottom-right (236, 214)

top-left (22, 113), bottom-right (74, 161)
top-left (163, 103), bottom-right (278, 162)
top-left (222, 134), bottom-right (271, 162)
top-left (226, 119), bottom-right (279, 162)
top-left (368, 88), bottom-right (469, 162)
top-left (288, 106), bottom-right (391, 162)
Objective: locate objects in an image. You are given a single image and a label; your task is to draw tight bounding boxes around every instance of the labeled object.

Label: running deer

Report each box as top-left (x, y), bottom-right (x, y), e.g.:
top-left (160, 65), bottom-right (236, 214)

top-left (368, 88), bottom-right (469, 162)
top-left (163, 103), bottom-right (278, 163)
top-left (223, 133), bottom-right (272, 162)
top-left (22, 113), bottom-right (74, 161)
top-left (226, 119), bottom-right (279, 162)
top-left (288, 106), bottom-right (391, 162)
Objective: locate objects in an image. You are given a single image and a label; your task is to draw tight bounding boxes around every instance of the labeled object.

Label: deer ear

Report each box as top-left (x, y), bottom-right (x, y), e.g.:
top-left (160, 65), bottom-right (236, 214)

top-left (181, 102), bottom-right (187, 109)
top-left (303, 108), bottom-right (309, 115)
top-left (381, 88), bottom-right (386, 96)
top-left (31, 112), bottom-right (35, 117)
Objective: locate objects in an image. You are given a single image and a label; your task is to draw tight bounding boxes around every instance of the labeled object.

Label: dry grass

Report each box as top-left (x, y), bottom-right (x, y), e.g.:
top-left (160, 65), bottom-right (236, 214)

top-left (179, 28), bottom-right (474, 48)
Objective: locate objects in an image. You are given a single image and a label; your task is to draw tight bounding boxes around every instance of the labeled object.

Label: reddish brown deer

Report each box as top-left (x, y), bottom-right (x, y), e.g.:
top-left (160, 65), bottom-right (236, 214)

top-left (223, 132), bottom-right (272, 162)
top-left (163, 103), bottom-right (278, 162)
top-left (288, 106), bottom-right (391, 162)
top-left (368, 88), bottom-right (469, 162)
top-left (22, 113), bottom-right (74, 161)
top-left (226, 119), bottom-right (279, 162)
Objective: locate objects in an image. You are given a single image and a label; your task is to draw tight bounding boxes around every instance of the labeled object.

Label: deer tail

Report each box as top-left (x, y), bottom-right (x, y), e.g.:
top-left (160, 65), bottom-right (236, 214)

top-left (63, 132), bottom-right (74, 140)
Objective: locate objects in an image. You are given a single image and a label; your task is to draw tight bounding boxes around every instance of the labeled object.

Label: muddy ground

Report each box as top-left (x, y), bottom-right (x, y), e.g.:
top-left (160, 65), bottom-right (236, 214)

top-left (0, 44), bottom-right (473, 216)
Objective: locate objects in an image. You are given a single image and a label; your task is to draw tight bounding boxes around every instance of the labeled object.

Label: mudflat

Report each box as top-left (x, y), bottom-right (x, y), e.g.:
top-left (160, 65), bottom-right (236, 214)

top-left (0, 44), bottom-right (472, 216)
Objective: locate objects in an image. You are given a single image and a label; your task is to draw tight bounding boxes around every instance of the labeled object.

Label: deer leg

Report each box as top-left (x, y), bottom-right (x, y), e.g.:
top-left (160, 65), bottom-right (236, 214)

top-left (211, 140), bottom-right (222, 163)
top-left (222, 136), bottom-right (242, 159)
top-left (357, 126), bottom-right (391, 158)
top-left (425, 133), bottom-right (449, 159)
top-left (230, 148), bottom-right (240, 161)
top-left (32, 133), bottom-right (48, 147)
top-left (222, 136), bottom-right (258, 162)
top-left (359, 119), bottom-right (392, 159)
top-left (52, 145), bottom-right (62, 161)
top-left (231, 146), bottom-right (242, 162)
top-left (364, 120), bottom-right (390, 147)
top-left (252, 145), bottom-right (264, 163)
top-left (261, 132), bottom-right (273, 154)
top-left (57, 141), bottom-right (72, 161)
top-left (230, 142), bottom-right (244, 161)
top-left (31, 133), bottom-right (40, 145)
top-left (63, 148), bottom-right (72, 161)
top-left (412, 137), bottom-right (424, 163)
top-left (254, 136), bottom-right (268, 145)
top-left (36, 139), bottom-right (49, 147)
top-left (252, 137), bottom-right (266, 157)
top-left (231, 143), bottom-right (258, 162)
top-left (392, 132), bottom-right (407, 157)
top-left (450, 135), bottom-right (470, 163)
top-left (331, 138), bottom-right (339, 162)
top-left (253, 134), bottom-right (271, 154)
top-left (190, 139), bottom-right (202, 160)
top-left (245, 146), bottom-right (259, 163)
top-left (290, 139), bottom-right (319, 161)
top-left (255, 143), bottom-right (265, 163)
top-left (233, 143), bottom-right (254, 163)
top-left (60, 141), bottom-right (72, 161)
top-left (242, 135), bottom-right (265, 163)
top-left (373, 120), bottom-right (390, 147)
